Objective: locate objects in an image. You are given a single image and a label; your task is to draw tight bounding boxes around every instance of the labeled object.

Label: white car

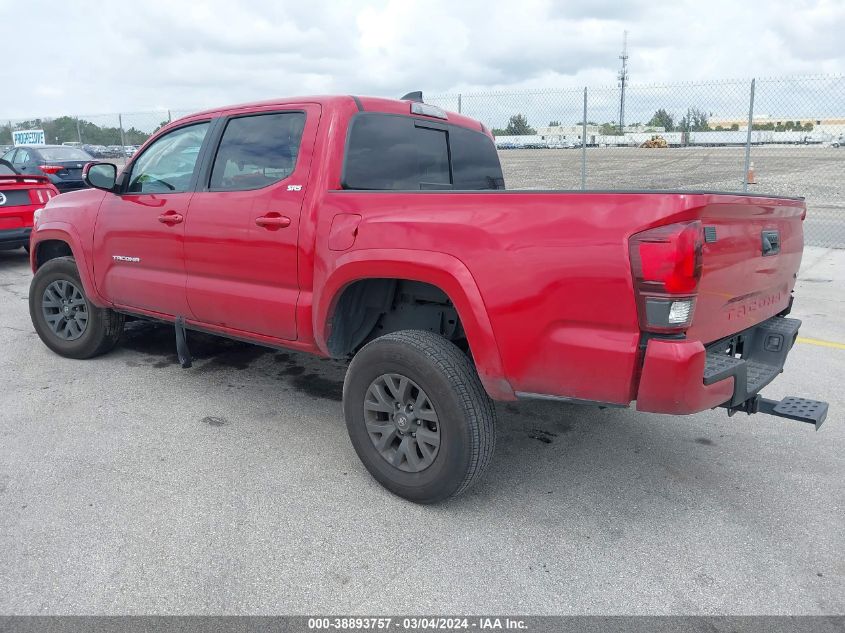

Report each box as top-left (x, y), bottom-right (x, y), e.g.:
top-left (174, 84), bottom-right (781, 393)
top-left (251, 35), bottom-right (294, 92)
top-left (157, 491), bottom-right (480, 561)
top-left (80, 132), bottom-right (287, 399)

top-left (832, 135), bottom-right (844, 147)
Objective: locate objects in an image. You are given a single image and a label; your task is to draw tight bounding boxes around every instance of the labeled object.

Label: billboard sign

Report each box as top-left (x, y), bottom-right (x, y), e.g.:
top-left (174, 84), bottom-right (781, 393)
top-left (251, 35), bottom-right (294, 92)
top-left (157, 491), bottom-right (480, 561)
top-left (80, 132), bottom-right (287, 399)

top-left (13, 129), bottom-right (46, 146)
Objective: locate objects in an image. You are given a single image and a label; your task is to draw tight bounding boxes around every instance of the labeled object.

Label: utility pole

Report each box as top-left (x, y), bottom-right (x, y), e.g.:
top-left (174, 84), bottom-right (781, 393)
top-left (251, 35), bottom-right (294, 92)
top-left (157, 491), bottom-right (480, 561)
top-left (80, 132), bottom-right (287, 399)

top-left (118, 114), bottom-right (126, 149)
top-left (618, 30), bottom-right (628, 135)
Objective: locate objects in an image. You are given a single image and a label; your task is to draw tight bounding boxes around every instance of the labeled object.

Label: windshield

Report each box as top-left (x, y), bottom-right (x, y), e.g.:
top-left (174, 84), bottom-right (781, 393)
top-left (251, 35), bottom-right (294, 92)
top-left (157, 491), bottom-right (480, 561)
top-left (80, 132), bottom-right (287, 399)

top-left (38, 147), bottom-right (93, 161)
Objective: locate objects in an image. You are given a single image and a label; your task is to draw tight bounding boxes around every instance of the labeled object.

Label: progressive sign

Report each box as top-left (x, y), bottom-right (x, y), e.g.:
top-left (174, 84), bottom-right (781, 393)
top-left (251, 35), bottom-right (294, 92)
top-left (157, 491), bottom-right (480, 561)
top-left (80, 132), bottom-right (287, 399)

top-left (13, 129), bottom-right (46, 146)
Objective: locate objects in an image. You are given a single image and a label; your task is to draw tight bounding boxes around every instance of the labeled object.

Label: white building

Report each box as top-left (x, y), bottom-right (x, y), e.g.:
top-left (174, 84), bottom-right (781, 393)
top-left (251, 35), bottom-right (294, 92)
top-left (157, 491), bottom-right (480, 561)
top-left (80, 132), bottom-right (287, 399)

top-left (536, 124), bottom-right (600, 143)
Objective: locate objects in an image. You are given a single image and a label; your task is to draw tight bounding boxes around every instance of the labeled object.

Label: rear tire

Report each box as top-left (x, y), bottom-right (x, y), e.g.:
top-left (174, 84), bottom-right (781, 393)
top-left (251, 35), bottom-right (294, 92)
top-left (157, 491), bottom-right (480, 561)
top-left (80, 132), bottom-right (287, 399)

top-left (343, 330), bottom-right (496, 503)
top-left (29, 256), bottom-right (124, 359)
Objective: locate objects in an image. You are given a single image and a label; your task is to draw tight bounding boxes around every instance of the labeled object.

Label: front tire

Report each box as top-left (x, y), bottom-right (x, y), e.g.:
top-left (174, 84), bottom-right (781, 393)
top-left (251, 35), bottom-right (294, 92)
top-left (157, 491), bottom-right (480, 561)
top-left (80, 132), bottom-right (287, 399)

top-left (29, 256), bottom-right (124, 359)
top-left (343, 330), bottom-right (496, 503)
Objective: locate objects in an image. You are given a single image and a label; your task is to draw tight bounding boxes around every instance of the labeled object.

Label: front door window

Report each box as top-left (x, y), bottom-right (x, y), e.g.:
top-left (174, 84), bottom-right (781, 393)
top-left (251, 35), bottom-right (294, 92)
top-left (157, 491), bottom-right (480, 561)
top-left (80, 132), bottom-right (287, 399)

top-left (127, 123), bottom-right (209, 194)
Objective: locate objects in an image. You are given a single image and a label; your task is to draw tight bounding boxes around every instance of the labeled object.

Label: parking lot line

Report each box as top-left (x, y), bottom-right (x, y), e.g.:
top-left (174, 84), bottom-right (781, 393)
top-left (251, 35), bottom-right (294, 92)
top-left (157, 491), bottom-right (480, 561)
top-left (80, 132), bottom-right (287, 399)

top-left (797, 336), bottom-right (845, 350)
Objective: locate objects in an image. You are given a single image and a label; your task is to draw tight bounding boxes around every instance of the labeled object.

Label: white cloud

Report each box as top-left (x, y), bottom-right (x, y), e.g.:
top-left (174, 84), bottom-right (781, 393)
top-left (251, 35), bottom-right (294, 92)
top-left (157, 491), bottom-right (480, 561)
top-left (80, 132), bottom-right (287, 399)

top-left (0, 0), bottom-right (842, 120)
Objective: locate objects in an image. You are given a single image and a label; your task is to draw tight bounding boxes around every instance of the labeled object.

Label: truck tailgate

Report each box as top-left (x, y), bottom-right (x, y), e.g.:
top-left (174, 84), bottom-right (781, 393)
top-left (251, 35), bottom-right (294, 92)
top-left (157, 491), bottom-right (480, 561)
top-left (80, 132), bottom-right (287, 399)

top-left (687, 195), bottom-right (805, 344)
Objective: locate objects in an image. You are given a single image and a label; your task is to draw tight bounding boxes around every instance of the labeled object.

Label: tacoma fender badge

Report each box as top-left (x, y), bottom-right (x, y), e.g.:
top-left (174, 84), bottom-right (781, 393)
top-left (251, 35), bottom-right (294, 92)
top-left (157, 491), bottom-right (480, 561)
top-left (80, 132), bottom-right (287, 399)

top-left (112, 255), bottom-right (140, 262)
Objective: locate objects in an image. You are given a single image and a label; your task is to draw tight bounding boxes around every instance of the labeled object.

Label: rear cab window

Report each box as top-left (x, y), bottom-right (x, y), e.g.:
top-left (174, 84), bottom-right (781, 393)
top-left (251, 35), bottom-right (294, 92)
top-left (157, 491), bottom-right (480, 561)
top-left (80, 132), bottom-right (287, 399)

top-left (342, 113), bottom-right (505, 190)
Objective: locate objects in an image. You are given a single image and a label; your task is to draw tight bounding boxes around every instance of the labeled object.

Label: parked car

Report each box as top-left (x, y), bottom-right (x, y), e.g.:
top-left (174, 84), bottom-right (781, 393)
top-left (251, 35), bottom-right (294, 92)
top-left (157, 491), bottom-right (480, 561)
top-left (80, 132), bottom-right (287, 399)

top-left (27, 94), bottom-right (828, 503)
top-left (84, 145), bottom-right (109, 158)
top-left (0, 145), bottom-right (93, 192)
top-left (0, 158), bottom-right (59, 251)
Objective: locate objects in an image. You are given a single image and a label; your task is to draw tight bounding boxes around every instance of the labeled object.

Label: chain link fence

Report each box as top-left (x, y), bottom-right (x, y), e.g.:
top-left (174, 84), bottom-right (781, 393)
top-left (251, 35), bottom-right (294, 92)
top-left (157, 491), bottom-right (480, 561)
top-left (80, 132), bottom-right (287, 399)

top-left (429, 76), bottom-right (845, 248)
top-left (3, 76), bottom-right (843, 247)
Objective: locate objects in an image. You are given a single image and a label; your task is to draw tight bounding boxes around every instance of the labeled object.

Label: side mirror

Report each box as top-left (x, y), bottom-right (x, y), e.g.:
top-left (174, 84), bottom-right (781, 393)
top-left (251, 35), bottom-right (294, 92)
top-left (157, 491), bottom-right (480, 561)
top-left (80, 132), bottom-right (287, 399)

top-left (83, 162), bottom-right (117, 191)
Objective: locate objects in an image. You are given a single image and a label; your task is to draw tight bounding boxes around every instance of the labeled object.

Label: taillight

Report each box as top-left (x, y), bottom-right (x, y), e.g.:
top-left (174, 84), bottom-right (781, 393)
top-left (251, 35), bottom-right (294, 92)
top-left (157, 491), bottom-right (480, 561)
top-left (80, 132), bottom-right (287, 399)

top-left (629, 221), bottom-right (703, 332)
top-left (28, 188), bottom-right (57, 204)
top-left (39, 165), bottom-right (64, 175)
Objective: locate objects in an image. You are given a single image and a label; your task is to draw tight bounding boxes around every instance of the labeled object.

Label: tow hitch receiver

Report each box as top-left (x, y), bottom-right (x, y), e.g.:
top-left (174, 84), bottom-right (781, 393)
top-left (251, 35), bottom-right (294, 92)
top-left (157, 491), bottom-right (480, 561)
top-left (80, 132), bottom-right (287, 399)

top-left (729, 394), bottom-right (829, 430)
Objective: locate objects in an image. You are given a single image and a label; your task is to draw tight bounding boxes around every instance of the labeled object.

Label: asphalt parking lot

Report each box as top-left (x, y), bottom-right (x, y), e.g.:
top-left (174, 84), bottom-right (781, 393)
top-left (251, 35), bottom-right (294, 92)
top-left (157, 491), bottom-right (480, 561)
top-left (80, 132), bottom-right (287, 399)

top-left (0, 245), bottom-right (843, 615)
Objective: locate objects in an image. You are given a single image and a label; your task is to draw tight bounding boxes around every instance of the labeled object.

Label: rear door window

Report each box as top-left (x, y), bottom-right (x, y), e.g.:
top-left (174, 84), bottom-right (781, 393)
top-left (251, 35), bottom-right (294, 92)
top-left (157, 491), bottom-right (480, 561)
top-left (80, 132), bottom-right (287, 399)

top-left (13, 150), bottom-right (29, 167)
top-left (209, 111), bottom-right (307, 191)
top-left (342, 113), bottom-right (504, 190)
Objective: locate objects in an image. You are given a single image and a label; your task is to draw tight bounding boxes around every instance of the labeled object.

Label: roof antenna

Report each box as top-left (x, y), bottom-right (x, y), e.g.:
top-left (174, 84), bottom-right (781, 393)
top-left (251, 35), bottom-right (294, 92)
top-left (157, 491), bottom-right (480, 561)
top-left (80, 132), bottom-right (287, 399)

top-left (400, 91), bottom-right (424, 103)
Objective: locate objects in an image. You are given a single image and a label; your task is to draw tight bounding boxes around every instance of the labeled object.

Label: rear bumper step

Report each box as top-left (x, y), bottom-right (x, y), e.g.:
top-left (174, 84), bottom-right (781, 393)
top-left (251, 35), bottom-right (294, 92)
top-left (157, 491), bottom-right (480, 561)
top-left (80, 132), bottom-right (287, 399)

top-left (704, 316), bottom-right (801, 408)
top-left (736, 395), bottom-right (829, 430)
top-left (703, 315), bottom-right (830, 429)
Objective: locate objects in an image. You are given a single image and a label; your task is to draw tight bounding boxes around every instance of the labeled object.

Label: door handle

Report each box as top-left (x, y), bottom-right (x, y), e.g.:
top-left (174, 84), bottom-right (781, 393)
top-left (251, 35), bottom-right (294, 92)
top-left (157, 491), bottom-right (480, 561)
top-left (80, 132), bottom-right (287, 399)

top-left (255, 214), bottom-right (291, 229)
top-left (158, 212), bottom-right (184, 224)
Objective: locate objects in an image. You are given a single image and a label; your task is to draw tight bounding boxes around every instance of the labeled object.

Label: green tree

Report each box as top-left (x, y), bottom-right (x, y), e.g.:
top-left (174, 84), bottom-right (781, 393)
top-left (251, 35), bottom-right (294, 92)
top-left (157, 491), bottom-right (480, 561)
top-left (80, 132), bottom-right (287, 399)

top-left (6, 116), bottom-right (154, 146)
top-left (548, 120), bottom-right (561, 127)
top-left (647, 108), bottom-right (675, 131)
top-left (503, 114), bottom-right (535, 135)
top-left (679, 107), bottom-right (710, 132)
top-left (599, 122), bottom-right (622, 136)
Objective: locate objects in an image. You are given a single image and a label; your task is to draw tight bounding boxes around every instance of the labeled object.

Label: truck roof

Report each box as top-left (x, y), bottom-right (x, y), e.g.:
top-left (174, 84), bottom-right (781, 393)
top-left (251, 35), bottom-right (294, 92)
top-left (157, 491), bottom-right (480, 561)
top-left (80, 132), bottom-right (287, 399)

top-left (181, 95), bottom-right (487, 133)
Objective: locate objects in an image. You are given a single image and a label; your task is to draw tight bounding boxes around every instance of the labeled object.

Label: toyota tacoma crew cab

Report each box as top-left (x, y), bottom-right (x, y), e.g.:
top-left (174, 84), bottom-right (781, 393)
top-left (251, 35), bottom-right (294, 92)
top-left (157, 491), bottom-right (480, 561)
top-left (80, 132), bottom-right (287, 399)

top-left (27, 93), bottom-right (829, 503)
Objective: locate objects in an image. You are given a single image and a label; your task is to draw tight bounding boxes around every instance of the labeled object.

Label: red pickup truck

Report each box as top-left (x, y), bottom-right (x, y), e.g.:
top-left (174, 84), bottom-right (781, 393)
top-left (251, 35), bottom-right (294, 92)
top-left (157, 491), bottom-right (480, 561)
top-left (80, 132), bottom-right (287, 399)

top-left (27, 94), bottom-right (828, 503)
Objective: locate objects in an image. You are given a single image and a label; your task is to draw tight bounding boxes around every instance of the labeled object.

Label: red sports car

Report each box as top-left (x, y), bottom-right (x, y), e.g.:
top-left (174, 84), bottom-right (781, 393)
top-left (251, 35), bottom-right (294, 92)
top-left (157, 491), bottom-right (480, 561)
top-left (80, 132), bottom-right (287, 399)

top-left (0, 158), bottom-right (59, 252)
